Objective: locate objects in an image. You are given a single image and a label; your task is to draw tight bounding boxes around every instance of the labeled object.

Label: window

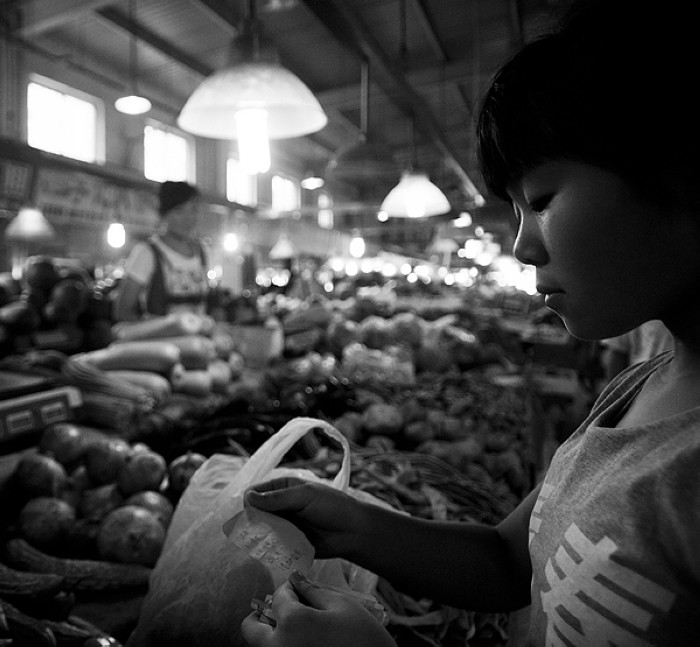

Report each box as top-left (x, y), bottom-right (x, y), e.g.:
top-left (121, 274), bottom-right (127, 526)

top-left (317, 191), bottom-right (333, 229)
top-left (271, 174), bottom-right (299, 212)
top-left (226, 158), bottom-right (257, 206)
top-left (27, 76), bottom-right (102, 163)
top-left (144, 124), bottom-right (193, 182)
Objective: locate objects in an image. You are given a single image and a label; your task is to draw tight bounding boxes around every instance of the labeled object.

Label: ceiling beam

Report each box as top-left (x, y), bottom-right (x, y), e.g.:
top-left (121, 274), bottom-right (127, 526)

top-left (18, 0), bottom-right (114, 37)
top-left (96, 7), bottom-right (214, 77)
top-left (410, 0), bottom-right (447, 61)
top-left (297, 0), bottom-right (481, 200)
top-left (318, 58), bottom-right (478, 109)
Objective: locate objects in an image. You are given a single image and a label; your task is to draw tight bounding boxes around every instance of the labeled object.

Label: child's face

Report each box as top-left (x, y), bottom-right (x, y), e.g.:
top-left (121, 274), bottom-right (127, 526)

top-left (507, 160), bottom-right (698, 341)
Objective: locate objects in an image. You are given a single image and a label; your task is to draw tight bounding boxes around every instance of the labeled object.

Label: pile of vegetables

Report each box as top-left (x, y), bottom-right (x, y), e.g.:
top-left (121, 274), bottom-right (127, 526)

top-left (0, 257), bottom-right (114, 360)
top-left (283, 446), bottom-right (516, 645)
top-left (0, 422), bottom-right (207, 644)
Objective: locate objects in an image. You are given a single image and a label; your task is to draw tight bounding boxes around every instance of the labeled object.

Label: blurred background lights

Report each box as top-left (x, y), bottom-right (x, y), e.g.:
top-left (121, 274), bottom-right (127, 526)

top-left (349, 235), bottom-right (365, 258)
top-left (453, 212), bottom-right (473, 227)
top-left (330, 257), bottom-right (345, 273)
top-left (223, 232), bottom-right (239, 252)
top-left (107, 222), bottom-right (126, 249)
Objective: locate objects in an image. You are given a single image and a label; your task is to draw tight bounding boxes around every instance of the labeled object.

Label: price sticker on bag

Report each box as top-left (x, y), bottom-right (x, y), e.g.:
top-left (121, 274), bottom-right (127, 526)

top-left (222, 507), bottom-right (315, 586)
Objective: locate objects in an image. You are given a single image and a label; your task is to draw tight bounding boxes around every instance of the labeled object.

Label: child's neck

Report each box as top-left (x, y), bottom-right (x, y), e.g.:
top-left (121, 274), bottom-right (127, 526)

top-left (617, 350), bottom-right (700, 427)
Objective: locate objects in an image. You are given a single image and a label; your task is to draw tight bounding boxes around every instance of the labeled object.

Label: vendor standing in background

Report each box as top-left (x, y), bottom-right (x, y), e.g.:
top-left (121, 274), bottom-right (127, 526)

top-left (113, 181), bottom-right (210, 321)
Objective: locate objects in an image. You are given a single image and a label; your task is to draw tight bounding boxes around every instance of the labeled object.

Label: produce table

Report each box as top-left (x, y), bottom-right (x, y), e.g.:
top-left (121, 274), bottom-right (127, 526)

top-left (0, 304), bottom-right (544, 646)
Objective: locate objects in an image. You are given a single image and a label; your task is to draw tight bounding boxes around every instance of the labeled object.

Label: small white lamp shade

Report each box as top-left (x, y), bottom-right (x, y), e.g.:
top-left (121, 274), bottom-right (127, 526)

top-left (177, 62), bottom-right (327, 140)
top-left (380, 171), bottom-right (451, 218)
top-left (114, 94), bottom-right (152, 115)
top-left (325, 139), bottom-right (400, 181)
top-left (269, 234), bottom-right (295, 260)
top-left (5, 207), bottom-right (55, 241)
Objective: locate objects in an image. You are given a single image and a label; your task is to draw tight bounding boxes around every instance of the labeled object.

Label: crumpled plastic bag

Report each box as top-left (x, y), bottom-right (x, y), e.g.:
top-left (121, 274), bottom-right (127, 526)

top-left (127, 417), bottom-right (395, 647)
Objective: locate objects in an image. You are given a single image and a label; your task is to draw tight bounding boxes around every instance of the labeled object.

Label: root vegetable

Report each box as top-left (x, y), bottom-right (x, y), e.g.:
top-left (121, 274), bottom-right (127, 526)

top-left (97, 506), bottom-right (166, 567)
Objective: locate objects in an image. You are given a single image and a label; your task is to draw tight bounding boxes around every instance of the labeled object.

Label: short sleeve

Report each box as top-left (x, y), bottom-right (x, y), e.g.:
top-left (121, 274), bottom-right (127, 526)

top-left (123, 241), bottom-right (155, 287)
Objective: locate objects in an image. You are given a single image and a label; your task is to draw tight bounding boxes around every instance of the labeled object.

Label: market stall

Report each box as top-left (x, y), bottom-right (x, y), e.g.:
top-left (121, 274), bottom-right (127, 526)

top-left (0, 265), bottom-right (589, 646)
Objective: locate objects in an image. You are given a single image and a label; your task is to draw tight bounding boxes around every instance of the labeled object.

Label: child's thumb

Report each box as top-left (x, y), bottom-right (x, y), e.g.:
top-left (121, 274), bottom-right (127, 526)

top-left (289, 570), bottom-right (333, 608)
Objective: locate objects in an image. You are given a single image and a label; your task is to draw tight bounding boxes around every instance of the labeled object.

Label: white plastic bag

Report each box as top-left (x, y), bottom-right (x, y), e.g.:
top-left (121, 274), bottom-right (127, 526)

top-left (127, 417), bottom-right (388, 647)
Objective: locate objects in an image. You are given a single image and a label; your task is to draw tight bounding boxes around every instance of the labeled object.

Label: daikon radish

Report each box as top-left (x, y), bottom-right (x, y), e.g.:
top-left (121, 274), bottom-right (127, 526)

top-left (103, 370), bottom-right (172, 402)
top-left (207, 359), bottom-right (232, 394)
top-left (112, 313), bottom-right (202, 341)
top-left (78, 341), bottom-right (181, 375)
top-left (158, 335), bottom-right (216, 370)
top-left (171, 368), bottom-right (212, 397)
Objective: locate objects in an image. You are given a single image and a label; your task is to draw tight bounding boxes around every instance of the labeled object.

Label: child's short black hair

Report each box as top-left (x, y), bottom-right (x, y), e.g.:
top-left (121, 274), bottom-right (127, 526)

top-left (476, 0), bottom-right (700, 209)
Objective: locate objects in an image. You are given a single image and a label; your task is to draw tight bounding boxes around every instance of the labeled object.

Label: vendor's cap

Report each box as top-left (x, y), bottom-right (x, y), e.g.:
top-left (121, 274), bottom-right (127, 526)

top-left (159, 181), bottom-right (199, 216)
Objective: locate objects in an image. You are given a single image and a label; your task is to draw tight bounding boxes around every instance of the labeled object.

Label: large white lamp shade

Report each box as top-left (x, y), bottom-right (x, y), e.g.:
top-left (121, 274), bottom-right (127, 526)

top-left (177, 62), bottom-right (327, 140)
top-left (380, 171), bottom-right (451, 218)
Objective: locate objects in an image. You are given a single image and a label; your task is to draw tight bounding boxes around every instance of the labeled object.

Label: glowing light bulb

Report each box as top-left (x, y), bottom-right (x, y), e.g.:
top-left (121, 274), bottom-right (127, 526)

top-left (223, 232), bottom-right (239, 252)
top-left (407, 201), bottom-right (425, 219)
top-left (349, 236), bottom-right (365, 258)
top-left (107, 222), bottom-right (126, 248)
top-left (235, 108), bottom-right (271, 174)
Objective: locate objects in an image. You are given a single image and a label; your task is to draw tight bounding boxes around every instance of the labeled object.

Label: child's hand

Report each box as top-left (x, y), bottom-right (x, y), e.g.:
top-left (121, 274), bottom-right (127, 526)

top-left (241, 571), bottom-right (395, 647)
top-left (244, 477), bottom-right (365, 559)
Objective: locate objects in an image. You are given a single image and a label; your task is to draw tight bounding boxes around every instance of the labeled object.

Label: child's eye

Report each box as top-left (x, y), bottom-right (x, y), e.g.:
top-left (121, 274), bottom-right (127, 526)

top-left (529, 194), bottom-right (553, 213)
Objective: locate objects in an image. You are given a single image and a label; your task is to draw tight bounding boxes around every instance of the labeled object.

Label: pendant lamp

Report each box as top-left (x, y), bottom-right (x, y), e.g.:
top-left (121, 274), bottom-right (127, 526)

top-left (378, 0), bottom-right (450, 218)
top-left (5, 207), bottom-right (56, 280)
top-left (325, 59), bottom-right (399, 189)
top-left (5, 207), bottom-right (55, 241)
top-left (269, 233), bottom-right (295, 260)
top-left (380, 169), bottom-right (451, 218)
top-left (178, 0), bottom-right (327, 175)
top-left (114, 0), bottom-right (151, 115)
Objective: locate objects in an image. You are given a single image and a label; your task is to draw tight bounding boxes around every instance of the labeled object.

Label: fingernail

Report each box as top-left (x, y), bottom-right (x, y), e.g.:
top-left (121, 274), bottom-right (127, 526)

top-left (290, 569), bottom-right (307, 584)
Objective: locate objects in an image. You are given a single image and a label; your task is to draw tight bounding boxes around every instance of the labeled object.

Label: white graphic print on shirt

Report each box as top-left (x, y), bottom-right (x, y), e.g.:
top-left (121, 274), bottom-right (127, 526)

top-left (541, 524), bottom-right (675, 646)
top-left (531, 488), bottom-right (676, 646)
top-left (529, 482), bottom-right (554, 545)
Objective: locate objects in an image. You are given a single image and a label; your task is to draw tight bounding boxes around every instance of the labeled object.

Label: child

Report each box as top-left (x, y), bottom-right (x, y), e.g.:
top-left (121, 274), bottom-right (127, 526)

top-left (242, 1), bottom-right (700, 644)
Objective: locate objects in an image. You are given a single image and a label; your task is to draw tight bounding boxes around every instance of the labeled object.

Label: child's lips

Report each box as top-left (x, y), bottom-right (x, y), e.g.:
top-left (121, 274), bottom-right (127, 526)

top-left (543, 292), bottom-right (565, 309)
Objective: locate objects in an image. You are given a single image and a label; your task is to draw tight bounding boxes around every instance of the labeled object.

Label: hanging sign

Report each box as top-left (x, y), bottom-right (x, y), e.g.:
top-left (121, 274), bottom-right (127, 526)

top-left (34, 168), bottom-right (158, 230)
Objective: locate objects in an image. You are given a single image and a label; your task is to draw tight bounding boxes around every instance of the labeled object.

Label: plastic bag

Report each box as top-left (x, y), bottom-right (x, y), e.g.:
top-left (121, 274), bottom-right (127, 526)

top-left (127, 417), bottom-right (390, 647)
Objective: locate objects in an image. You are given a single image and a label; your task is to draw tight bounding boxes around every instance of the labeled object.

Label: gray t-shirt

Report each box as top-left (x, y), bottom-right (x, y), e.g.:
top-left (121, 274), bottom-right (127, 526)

top-left (526, 351), bottom-right (700, 645)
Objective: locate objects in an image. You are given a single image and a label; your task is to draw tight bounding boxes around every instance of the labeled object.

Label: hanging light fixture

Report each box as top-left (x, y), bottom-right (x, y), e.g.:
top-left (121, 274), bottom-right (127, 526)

top-left (380, 169), bottom-right (451, 218)
top-left (106, 222), bottom-right (126, 248)
top-left (379, 0), bottom-right (450, 218)
top-left (300, 171), bottom-right (324, 191)
top-left (114, 0), bottom-right (151, 116)
top-left (269, 233), bottom-right (295, 260)
top-left (325, 58), bottom-right (399, 191)
top-left (5, 206), bottom-right (56, 279)
top-left (5, 207), bottom-right (55, 241)
top-left (178, 0), bottom-right (327, 174)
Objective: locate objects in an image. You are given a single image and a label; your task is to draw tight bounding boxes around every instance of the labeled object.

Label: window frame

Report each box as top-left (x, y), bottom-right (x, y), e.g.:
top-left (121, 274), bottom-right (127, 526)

top-left (143, 120), bottom-right (196, 183)
top-left (226, 156), bottom-right (257, 207)
top-left (27, 73), bottom-right (105, 164)
top-left (271, 173), bottom-right (300, 213)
